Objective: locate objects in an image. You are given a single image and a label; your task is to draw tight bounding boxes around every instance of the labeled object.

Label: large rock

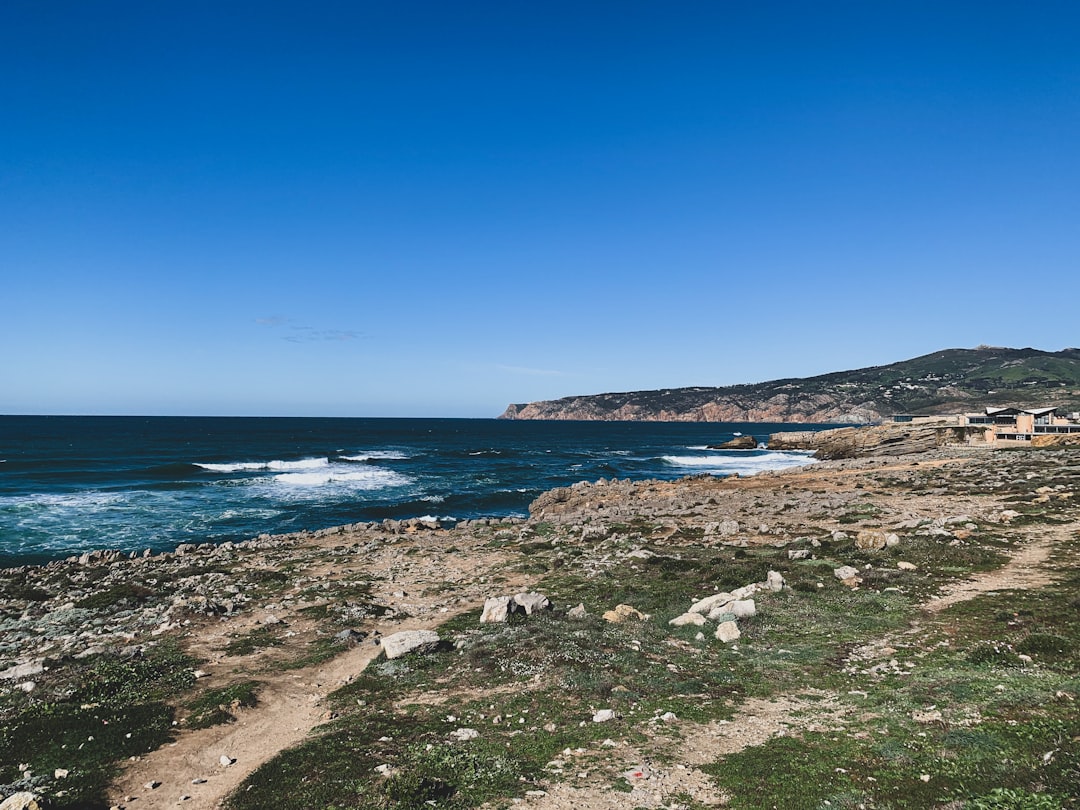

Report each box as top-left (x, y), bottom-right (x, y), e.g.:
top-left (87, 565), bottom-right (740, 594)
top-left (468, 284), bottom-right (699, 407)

top-left (0, 661), bottom-right (43, 681)
top-left (669, 612), bottom-right (707, 627)
top-left (709, 436), bottom-right (758, 450)
top-left (381, 630), bottom-right (441, 660)
top-left (855, 530), bottom-right (899, 550)
top-left (688, 592), bottom-right (735, 615)
top-left (480, 596), bottom-right (514, 623)
top-left (480, 593), bottom-right (552, 623)
top-left (513, 592), bottom-right (552, 615)
top-left (0, 793), bottom-right (44, 810)
top-left (834, 565), bottom-right (860, 581)
top-left (715, 621), bottom-right (741, 643)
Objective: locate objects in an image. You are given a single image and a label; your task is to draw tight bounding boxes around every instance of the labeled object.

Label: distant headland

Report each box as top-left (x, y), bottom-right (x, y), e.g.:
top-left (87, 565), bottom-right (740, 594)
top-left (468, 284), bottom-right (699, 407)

top-left (500, 346), bottom-right (1080, 424)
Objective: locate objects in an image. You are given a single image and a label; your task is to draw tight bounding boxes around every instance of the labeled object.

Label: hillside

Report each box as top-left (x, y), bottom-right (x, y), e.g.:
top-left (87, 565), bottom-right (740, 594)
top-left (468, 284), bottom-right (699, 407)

top-left (500, 346), bottom-right (1080, 423)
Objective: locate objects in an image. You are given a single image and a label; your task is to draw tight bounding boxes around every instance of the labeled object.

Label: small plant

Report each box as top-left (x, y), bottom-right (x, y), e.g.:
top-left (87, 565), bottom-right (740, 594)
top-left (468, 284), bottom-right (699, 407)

top-left (967, 788), bottom-right (1063, 810)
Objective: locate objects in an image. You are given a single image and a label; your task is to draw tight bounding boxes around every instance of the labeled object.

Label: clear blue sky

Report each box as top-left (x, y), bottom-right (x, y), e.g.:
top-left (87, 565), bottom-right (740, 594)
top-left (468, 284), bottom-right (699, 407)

top-left (3, 1), bottom-right (1078, 417)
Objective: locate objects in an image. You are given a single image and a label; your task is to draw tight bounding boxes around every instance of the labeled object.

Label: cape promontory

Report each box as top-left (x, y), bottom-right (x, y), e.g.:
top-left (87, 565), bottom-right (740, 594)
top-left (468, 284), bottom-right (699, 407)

top-left (500, 346), bottom-right (1080, 423)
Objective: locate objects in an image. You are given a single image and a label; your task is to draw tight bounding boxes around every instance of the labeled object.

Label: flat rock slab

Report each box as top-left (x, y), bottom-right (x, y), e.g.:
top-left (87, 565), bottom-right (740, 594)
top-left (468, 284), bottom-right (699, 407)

top-left (382, 630), bottom-right (441, 660)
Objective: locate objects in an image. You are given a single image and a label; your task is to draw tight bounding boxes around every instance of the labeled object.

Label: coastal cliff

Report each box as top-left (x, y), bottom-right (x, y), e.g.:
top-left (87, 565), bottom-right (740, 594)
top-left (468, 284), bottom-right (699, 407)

top-left (500, 346), bottom-right (1080, 423)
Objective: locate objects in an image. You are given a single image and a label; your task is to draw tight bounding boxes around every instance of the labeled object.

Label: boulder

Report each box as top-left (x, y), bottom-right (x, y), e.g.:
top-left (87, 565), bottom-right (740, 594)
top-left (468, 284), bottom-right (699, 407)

top-left (381, 630), bottom-right (441, 660)
top-left (728, 599), bottom-right (757, 619)
top-left (688, 592), bottom-right (735, 615)
top-left (856, 530), bottom-right (900, 550)
top-left (0, 793), bottom-right (44, 810)
top-left (669, 612), bottom-right (707, 627)
top-left (603, 604), bottom-right (649, 623)
top-left (480, 596), bottom-right (514, 624)
top-left (715, 621), bottom-right (741, 643)
top-left (513, 592), bottom-right (552, 615)
top-left (0, 661), bottom-right (43, 681)
top-left (709, 436), bottom-right (758, 450)
top-left (765, 571), bottom-right (785, 592)
top-left (567, 603), bottom-right (589, 620)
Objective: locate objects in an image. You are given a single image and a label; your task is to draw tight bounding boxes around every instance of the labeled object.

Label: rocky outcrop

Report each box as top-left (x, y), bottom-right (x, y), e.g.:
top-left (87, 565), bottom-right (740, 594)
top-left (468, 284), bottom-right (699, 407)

top-left (710, 436), bottom-right (759, 450)
top-left (767, 423), bottom-right (987, 459)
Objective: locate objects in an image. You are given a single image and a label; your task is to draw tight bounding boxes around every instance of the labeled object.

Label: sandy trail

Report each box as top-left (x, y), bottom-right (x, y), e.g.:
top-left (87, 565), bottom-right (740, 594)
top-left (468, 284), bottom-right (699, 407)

top-left (111, 618), bottom-right (445, 810)
top-left (923, 526), bottom-right (1061, 612)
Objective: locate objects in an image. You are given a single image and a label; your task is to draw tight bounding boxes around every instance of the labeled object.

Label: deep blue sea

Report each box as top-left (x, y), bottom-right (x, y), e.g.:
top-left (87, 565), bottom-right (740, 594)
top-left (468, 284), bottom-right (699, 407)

top-left (0, 416), bottom-right (829, 566)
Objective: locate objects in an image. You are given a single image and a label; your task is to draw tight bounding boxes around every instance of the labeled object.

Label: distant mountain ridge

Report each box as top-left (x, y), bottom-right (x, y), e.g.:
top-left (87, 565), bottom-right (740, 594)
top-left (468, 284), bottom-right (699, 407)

top-left (499, 347), bottom-right (1080, 424)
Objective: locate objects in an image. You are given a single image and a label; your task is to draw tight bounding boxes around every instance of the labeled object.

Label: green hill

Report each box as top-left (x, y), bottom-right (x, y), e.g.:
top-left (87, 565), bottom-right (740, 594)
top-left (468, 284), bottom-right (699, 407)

top-left (500, 347), bottom-right (1080, 423)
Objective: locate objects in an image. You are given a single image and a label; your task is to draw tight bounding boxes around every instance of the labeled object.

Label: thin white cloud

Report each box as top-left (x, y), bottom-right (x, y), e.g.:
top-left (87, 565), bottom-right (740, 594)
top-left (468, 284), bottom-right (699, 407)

top-left (256, 316), bottom-right (363, 343)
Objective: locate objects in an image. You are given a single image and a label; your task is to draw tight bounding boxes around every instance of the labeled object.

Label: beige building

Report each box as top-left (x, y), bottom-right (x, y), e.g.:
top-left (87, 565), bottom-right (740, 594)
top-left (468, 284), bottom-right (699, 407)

top-left (961, 407), bottom-right (1080, 443)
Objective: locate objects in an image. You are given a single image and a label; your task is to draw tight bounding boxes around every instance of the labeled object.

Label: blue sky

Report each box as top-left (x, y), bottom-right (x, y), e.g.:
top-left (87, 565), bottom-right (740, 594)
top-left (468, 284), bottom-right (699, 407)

top-left (3, 1), bottom-right (1078, 417)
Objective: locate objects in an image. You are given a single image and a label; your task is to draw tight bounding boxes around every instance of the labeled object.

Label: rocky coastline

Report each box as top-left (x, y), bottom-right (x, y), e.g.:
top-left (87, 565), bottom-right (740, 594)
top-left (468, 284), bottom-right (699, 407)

top-left (2, 436), bottom-right (1079, 810)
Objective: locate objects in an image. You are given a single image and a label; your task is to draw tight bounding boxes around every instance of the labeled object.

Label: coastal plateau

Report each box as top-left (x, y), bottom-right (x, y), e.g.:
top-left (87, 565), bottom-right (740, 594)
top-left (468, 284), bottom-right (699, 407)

top-left (500, 346), bottom-right (1080, 423)
top-left (2, 435), bottom-right (1080, 809)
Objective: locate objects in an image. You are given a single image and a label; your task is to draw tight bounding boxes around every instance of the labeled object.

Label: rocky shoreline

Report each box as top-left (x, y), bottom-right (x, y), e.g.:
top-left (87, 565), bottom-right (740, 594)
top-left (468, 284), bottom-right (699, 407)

top-left (2, 439), bottom-right (1079, 810)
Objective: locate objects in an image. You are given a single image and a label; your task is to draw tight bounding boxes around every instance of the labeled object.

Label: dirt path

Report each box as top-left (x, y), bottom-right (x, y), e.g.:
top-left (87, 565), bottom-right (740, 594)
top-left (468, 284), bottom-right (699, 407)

top-left (923, 526), bottom-right (1061, 613)
top-left (112, 617), bottom-right (450, 810)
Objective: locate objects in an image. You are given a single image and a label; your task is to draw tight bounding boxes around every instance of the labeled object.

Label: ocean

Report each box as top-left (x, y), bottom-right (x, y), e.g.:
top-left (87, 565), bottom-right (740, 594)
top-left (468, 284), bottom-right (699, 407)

top-left (0, 416), bottom-right (829, 566)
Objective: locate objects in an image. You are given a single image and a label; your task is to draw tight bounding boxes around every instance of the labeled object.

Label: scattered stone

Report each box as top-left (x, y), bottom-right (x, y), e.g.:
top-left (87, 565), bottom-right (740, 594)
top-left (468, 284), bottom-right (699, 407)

top-left (765, 570), bottom-right (785, 592)
top-left (145, 781), bottom-right (161, 790)
top-left (727, 599), bottom-right (757, 619)
top-left (855, 530), bottom-right (899, 550)
top-left (381, 629), bottom-right (441, 660)
top-left (912, 709), bottom-right (943, 724)
top-left (834, 565), bottom-right (860, 581)
top-left (715, 621), bottom-right (741, 643)
top-left (53, 768), bottom-right (69, 779)
top-left (668, 612), bottom-right (707, 627)
top-left (897, 561), bottom-right (917, 571)
top-left (513, 592), bottom-right (552, 615)
top-left (0, 661), bottom-right (44, 681)
top-left (788, 549), bottom-right (811, 560)
top-left (592, 709), bottom-right (616, 723)
top-left (688, 592), bottom-right (735, 615)
top-left (333, 629), bottom-right (368, 646)
top-left (567, 603), bottom-right (588, 620)
top-left (219, 755), bottom-right (236, 767)
top-left (480, 596), bottom-right (513, 623)
top-left (449, 728), bottom-right (479, 741)
top-left (602, 604), bottom-right (649, 623)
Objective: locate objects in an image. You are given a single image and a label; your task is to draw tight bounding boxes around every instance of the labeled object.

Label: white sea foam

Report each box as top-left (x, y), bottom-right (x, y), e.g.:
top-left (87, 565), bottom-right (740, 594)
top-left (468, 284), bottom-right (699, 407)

top-left (662, 451), bottom-right (816, 476)
top-left (273, 465), bottom-right (412, 489)
top-left (341, 450), bottom-right (410, 462)
top-left (197, 458), bottom-right (330, 473)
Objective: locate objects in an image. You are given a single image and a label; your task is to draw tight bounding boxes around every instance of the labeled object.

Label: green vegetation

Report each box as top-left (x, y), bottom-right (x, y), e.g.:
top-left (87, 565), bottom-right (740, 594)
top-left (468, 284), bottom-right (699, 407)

top-left (184, 680), bottom-right (261, 729)
top-left (0, 641), bottom-right (197, 809)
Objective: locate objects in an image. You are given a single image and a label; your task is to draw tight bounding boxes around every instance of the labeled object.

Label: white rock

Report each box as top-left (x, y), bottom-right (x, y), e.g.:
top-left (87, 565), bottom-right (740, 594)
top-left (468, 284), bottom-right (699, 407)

top-left (0, 661), bottom-right (43, 681)
top-left (687, 593), bottom-right (734, 615)
top-left (0, 792), bottom-right (44, 810)
top-left (788, 549), bottom-right (811, 560)
top-left (715, 621), bottom-right (741, 643)
top-left (765, 571), bottom-right (785, 592)
top-left (668, 612), bottom-right (706, 627)
top-left (449, 728), bottom-right (479, 741)
top-left (730, 584), bottom-right (760, 600)
top-left (897, 561), bottom-right (917, 571)
top-left (592, 709), bottom-right (616, 722)
top-left (513, 592), bottom-right (552, 615)
top-left (480, 596), bottom-right (513, 623)
top-left (727, 599), bottom-right (756, 619)
top-left (219, 755), bottom-right (236, 767)
top-left (834, 566), bottom-right (860, 581)
top-left (381, 630), bottom-right (441, 660)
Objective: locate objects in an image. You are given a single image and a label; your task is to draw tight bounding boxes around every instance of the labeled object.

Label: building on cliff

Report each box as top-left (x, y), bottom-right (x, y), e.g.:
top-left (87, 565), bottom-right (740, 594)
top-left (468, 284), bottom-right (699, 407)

top-left (962, 407), bottom-right (1080, 443)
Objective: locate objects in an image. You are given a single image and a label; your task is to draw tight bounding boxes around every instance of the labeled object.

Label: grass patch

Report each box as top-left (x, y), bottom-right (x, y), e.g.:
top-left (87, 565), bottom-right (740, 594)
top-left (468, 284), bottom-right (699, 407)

top-left (184, 680), bottom-right (261, 729)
